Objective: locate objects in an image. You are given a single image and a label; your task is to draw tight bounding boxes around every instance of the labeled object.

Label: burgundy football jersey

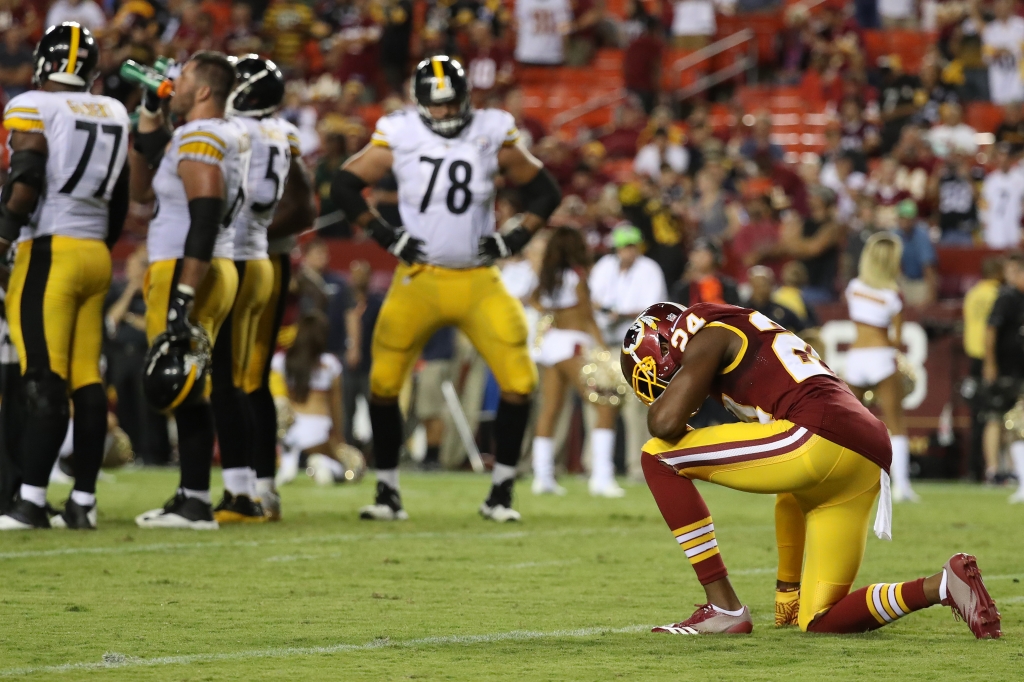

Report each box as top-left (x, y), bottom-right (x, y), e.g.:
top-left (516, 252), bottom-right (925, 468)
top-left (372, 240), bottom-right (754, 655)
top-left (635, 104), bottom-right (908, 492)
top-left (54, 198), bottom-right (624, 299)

top-left (681, 302), bottom-right (892, 472)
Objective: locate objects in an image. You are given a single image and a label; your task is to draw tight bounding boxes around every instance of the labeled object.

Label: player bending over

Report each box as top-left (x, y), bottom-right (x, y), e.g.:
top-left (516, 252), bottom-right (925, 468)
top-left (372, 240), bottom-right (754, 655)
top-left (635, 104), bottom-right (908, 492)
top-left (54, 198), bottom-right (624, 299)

top-left (622, 302), bottom-right (1001, 637)
top-left (330, 56), bottom-right (560, 521)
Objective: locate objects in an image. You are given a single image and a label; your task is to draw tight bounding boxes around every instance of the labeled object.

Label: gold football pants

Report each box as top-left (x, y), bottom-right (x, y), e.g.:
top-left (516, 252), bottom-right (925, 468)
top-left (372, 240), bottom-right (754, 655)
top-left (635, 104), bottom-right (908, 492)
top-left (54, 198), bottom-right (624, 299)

top-left (643, 419), bottom-right (881, 631)
top-left (144, 258), bottom-right (238, 396)
top-left (7, 235), bottom-right (111, 389)
top-left (370, 263), bottom-right (537, 398)
top-left (218, 258), bottom-right (274, 390)
top-left (242, 254), bottom-right (289, 394)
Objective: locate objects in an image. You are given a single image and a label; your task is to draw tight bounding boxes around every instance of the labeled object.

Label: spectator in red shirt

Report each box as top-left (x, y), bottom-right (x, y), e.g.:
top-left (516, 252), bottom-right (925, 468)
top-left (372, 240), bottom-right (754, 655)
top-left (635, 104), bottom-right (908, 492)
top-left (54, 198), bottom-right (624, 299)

top-left (731, 194), bottom-right (784, 279)
top-left (623, 16), bottom-right (662, 114)
top-left (598, 99), bottom-right (646, 158)
top-left (463, 20), bottom-right (515, 107)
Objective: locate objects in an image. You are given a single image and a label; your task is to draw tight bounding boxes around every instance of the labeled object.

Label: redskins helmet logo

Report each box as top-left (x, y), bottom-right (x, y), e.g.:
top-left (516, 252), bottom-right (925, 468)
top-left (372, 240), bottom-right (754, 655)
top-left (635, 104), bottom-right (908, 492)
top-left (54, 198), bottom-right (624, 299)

top-left (622, 315), bottom-right (659, 356)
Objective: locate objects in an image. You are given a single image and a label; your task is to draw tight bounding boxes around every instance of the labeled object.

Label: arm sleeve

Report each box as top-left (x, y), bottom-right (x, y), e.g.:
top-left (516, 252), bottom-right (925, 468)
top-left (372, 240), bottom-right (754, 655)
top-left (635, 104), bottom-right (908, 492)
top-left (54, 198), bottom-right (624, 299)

top-left (106, 164), bottom-right (130, 249)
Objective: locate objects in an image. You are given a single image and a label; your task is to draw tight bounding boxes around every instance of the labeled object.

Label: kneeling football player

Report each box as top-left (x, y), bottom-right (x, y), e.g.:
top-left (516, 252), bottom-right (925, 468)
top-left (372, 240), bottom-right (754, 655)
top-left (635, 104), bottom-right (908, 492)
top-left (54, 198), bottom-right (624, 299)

top-left (623, 302), bottom-right (1000, 637)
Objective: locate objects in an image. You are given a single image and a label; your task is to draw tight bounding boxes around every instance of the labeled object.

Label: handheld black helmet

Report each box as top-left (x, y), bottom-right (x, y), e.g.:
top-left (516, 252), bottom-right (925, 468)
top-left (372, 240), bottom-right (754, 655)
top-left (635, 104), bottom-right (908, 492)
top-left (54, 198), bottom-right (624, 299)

top-left (411, 56), bottom-right (472, 138)
top-left (33, 22), bottom-right (99, 89)
top-left (142, 327), bottom-right (212, 414)
top-left (227, 54), bottom-right (285, 118)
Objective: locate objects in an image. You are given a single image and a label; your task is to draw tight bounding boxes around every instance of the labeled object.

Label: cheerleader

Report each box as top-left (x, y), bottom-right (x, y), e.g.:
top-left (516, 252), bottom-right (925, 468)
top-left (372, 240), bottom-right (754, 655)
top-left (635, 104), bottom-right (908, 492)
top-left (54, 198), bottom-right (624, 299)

top-left (530, 228), bottom-right (623, 497)
top-left (273, 311), bottom-right (348, 486)
top-left (844, 232), bottom-right (917, 501)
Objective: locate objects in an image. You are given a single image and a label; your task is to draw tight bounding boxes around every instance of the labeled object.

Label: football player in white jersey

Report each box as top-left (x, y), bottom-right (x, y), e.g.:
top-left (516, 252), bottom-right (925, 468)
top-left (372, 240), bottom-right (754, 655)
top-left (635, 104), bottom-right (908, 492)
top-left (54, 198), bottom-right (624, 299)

top-left (0, 23), bottom-right (130, 531)
top-left (213, 55), bottom-right (314, 523)
top-left (129, 51), bottom-right (252, 530)
top-left (331, 56), bottom-right (561, 521)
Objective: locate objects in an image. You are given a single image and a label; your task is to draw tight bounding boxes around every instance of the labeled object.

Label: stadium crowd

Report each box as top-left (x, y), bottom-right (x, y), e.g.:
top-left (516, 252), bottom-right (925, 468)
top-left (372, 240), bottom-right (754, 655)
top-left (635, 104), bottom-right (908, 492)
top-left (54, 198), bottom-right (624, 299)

top-left (2, 0), bottom-right (1024, 490)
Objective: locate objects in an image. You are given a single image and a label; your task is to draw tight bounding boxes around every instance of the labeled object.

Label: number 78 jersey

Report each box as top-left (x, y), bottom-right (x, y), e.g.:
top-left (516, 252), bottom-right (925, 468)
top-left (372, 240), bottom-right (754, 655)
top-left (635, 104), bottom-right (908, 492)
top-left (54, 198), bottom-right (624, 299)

top-left (372, 108), bottom-right (520, 268)
top-left (3, 90), bottom-right (130, 242)
top-left (675, 302), bottom-right (891, 472)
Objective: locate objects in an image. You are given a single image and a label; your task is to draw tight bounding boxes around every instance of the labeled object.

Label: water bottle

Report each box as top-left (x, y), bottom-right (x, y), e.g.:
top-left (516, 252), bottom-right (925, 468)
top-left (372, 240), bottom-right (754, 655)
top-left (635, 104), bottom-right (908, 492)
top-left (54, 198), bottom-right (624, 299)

top-left (153, 57), bottom-right (173, 76)
top-left (120, 59), bottom-right (173, 98)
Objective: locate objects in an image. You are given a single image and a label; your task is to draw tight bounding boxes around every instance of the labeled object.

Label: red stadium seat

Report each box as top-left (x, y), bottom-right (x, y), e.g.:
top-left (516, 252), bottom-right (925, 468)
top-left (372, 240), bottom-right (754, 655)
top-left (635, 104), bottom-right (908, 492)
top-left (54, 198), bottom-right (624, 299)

top-left (965, 102), bottom-right (1004, 134)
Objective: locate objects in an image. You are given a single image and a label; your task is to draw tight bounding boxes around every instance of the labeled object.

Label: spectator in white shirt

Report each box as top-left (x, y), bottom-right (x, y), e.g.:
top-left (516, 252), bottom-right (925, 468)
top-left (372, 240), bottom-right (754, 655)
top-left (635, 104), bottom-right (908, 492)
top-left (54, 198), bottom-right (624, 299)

top-left (45, 0), bottom-right (107, 32)
top-left (634, 128), bottom-right (689, 180)
top-left (981, 0), bottom-right (1024, 105)
top-left (981, 143), bottom-right (1024, 249)
top-left (928, 102), bottom-right (978, 158)
top-left (588, 224), bottom-right (668, 481)
top-left (879, 0), bottom-right (917, 28)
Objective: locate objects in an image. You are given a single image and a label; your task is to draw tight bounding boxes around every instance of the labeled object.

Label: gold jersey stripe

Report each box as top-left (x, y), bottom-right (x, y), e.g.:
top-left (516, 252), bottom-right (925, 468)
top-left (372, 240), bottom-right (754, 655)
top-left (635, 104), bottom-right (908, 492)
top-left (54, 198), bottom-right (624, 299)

top-left (178, 141), bottom-right (225, 161)
top-left (370, 138), bottom-right (390, 148)
top-left (67, 24), bottom-right (80, 74)
top-left (3, 117), bottom-right (45, 131)
top-left (181, 130), bottom-right (227, 148)
top-left (707, 321), bottom-right (748, 374)
top-left (5, 107), bottom-right (40, 116)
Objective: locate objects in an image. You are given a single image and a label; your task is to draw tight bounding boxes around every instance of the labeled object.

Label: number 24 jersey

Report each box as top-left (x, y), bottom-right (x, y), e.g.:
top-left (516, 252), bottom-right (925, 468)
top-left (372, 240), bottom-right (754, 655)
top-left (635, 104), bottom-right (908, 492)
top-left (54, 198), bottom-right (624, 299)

top-left (3, 90), bottom-right (130, 243)
top-left (673, 302), bottom-right (892, 472)
top-left (371, 108), bottom-right (520, 269)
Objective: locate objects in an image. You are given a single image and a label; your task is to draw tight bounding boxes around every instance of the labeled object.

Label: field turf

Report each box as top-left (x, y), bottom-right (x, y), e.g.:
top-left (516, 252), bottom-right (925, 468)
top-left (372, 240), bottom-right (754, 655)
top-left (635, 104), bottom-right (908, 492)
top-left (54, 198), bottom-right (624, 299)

top-left (0, 470), bottom-right (1021, 680)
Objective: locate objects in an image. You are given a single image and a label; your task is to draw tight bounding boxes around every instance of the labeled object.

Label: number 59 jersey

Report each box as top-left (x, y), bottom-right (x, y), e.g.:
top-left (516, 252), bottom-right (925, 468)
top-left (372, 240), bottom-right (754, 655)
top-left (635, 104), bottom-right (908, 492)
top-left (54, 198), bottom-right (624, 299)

top-left (675, 302), bottom-right (892, 472)
top-left (230, 115), bottom-right (301, 260)
top-left (3, 90), bottom-right (130, 243)
top-left (148, 117), bottom-right (251, 262)
top-left (372, 108), bottom-right (520, 269)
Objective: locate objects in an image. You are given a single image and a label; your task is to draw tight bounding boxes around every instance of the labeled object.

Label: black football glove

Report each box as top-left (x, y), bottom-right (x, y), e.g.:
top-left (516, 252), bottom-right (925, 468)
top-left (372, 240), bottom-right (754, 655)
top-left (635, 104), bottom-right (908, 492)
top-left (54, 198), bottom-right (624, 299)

top-left (141, 87), bottom-right (164, 115)
top-left (366, 218), bottom-right (426, 264)
top-left (478, 225), bottom-right (532, 262)
top-left (166, 284), bottom-right (196, 341)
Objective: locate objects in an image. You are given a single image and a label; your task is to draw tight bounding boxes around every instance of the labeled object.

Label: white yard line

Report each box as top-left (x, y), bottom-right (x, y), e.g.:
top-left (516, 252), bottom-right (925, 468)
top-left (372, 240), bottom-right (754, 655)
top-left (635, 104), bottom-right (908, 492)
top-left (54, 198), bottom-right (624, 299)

top-left (0, 624), bottom-right (650, 678)
top-left (0, 526), bottom-right (643, 562)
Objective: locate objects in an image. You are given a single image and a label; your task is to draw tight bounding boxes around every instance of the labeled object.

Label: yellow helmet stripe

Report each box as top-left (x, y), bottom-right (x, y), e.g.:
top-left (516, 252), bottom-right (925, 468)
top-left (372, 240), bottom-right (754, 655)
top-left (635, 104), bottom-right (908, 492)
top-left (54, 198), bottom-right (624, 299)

top-left (66, 24), bottom-right (80, 74)
top-left (431, 57), bottom-right (445, 80)
top-left (166, 364), bottom-right (199, 412)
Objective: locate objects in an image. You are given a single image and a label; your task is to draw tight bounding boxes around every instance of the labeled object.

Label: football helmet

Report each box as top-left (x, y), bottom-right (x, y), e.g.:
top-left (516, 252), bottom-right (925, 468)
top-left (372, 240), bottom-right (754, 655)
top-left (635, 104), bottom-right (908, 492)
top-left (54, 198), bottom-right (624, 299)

top-left (411, 56), bottom-right (472, 138)
top-left (227, 54), bottom-right (285, 118)
top-left (142, 326), bottom-right (212, 413)
top-left (33, 22), bottom-right (99, 88)
top-left (620, 302), bottom-right (688, 405)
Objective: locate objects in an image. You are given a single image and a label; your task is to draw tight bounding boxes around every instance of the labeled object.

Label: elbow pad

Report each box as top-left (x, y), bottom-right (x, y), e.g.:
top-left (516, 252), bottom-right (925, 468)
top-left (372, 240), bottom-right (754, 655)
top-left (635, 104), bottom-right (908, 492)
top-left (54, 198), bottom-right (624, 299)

top-left (520, 169), bottom-right (561, 221)
top-left (8, 149), bottom-right (47, 193)
top-left (133, 127), bottom-right (172, 170)
top-left (183, 197), bottom-right (224, 262)
top-left (329, 169), bottom-right (370, 220)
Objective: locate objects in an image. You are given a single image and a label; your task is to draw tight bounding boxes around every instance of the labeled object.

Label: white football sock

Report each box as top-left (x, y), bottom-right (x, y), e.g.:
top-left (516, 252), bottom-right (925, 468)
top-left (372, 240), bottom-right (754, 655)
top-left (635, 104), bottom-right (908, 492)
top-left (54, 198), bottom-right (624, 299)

top-left (711, 604), bottom-right (745, 617)
top-left (316, 455), bottom-right (345, 478)
top-left (182, 488), bottom-right (211, 504)
top-left (492, 463), bottom-right (517, 485)
top-left (890, 435), bottom-right (911, 493)
top-left (1010, 441), bottom-right (1024, 493)
top-left (19, 484), bottom-right (47, 508)
top-left (70, 490), bottom-right (95, 507)
top-left (532, 437), bottom-right (555, 484)
top-left (222, 467), bottom-right (250, 497)
top-left (255, 477), bottom-right (275, 497)
top-left (589, 428), bottom-right (616, 486)
top-left (939, 569), bottom-right (948, 602)
top-left (376, 468), bottom-right (399, 490)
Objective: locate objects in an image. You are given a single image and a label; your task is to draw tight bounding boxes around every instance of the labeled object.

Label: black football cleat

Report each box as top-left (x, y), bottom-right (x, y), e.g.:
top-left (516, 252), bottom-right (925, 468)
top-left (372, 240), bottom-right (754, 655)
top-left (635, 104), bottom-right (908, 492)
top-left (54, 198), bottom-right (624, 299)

top-left (480, 479), bottom-right (520, 522)
top-left (50, 498), bottom-right (97, 530)
top-left (136, 491), bottom-right (219, 529)
top-left (359, 481), bottom-right (408, 520)
top-left (0, 499), bottom-right (52, 530)
top-left (213, 492), bottom-right (267, 524)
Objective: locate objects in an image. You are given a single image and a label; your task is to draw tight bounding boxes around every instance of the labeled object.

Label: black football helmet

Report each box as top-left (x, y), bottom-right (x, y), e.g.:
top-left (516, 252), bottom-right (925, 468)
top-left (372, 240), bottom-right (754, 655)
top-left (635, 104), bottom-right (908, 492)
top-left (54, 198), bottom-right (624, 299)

top-left (227, 54), bottom-right (285, 118)
top-left (143, 326), bottom-right (212, 414)
top-left (33, 22), bottom-right (99, 88)
top-left (411, 56), bottom-right (472, 138)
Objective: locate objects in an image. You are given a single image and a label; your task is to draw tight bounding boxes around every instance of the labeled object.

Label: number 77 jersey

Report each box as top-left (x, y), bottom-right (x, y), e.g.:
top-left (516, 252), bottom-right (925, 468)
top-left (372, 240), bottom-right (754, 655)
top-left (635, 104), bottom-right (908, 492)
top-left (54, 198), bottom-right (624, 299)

top-left (3, 90), bottom-right (130, 242)
top-left (372, 108), bottom-right (520, 268)
top-left (671, 302), bottom-right (892, 472)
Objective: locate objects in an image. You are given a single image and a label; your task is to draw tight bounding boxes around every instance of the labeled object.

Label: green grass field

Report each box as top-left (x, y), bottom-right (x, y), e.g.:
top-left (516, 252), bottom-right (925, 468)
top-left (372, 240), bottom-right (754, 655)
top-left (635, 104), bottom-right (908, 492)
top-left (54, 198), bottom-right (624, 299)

top-left (0, 471), bottom-right (1021, 681)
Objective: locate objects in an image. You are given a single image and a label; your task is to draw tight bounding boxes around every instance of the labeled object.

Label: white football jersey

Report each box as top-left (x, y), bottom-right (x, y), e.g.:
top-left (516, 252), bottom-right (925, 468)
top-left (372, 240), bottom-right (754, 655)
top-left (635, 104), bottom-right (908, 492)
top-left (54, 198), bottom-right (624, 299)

top-left (514, 0), bottom-right (571, 65)
top-left (372, 109), bottom-right (519, 268)
top-left (980, 167), bottom-right (1024, 249)
top-left (230, 115), bottom-right (301, 260)
top-left (845, 278), bottom-right (902, 329)
top-left (3, 90), bottom-right (130, 243)
top-left (983, 17), bottom-right (1024, 104)
top-left (148, 118), bottom-right (251, 262)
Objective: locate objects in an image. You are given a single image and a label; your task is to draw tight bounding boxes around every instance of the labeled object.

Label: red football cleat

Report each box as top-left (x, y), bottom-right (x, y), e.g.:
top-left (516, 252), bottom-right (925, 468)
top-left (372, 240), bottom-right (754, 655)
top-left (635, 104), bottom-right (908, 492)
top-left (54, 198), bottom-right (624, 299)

top-left (941, 553), bottom-right (1001, 639)
top-left (652, 604), bottom-right (754, 634)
